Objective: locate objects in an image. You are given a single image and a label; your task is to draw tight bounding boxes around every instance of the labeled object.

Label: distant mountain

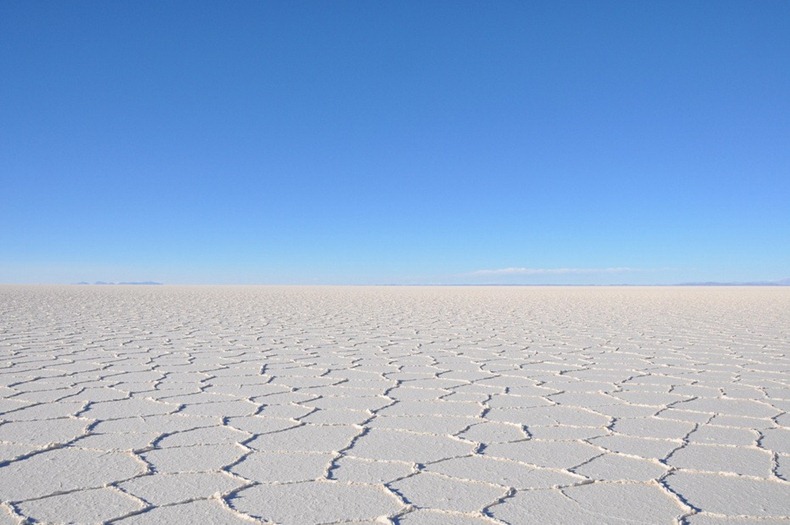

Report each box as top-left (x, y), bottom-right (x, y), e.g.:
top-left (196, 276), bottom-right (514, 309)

top-left (678, 278), bottom-right (790, 286)
top-left (75, 281), bottom-right (163, 285)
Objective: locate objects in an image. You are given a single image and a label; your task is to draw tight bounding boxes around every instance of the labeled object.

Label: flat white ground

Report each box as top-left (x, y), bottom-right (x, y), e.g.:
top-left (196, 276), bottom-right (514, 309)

top-left (0, 285), bottom-right (789, 524)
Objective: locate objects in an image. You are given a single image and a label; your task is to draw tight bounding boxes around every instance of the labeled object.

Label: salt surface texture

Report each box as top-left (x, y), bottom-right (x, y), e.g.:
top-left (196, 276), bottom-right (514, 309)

top-left (0, 285), bottom-right (788, 524)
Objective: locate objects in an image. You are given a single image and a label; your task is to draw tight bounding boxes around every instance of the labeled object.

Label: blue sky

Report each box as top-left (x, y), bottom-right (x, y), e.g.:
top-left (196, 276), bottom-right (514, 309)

top-left (2, 1), bottom-right (788, 284)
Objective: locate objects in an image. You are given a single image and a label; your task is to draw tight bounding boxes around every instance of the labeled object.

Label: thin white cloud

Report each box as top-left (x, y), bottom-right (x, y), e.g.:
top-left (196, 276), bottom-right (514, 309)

top-left (468, 267), bottom-right (638, 276)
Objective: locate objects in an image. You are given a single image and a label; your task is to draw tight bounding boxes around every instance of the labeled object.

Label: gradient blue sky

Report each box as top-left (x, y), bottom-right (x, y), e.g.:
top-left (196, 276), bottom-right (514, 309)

top-left (2, 1), bottom-right (788, 284)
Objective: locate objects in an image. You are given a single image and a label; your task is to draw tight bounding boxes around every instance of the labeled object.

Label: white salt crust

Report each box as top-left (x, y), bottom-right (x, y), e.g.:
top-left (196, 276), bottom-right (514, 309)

top-left (0, 285), bottom-right (788, 524)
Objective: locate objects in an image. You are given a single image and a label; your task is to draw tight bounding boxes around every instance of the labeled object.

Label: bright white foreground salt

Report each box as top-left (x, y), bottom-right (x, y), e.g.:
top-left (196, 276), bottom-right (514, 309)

top-left (1, 286), bottom-right (789, 524)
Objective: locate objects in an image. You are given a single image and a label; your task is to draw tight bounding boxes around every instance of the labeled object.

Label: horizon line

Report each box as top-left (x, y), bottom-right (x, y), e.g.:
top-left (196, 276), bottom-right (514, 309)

top-left (2, 281), bottom-right (789, 287)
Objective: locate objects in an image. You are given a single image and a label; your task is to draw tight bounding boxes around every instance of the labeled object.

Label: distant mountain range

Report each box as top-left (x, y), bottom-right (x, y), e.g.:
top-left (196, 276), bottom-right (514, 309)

top-left (76, 281), bottom-right (163, 285)
top-left (677, 278), bottom-right (790, 286)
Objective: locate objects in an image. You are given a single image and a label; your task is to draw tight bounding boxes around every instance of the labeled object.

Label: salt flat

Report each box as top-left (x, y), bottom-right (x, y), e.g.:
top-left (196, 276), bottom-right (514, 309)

top-left (1, 285), bottom-right (789, 524)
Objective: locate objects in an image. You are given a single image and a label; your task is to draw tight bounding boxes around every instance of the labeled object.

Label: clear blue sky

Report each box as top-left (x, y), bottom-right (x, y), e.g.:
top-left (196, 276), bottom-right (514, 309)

top-left (2, 1), bottom-right (788, 284)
